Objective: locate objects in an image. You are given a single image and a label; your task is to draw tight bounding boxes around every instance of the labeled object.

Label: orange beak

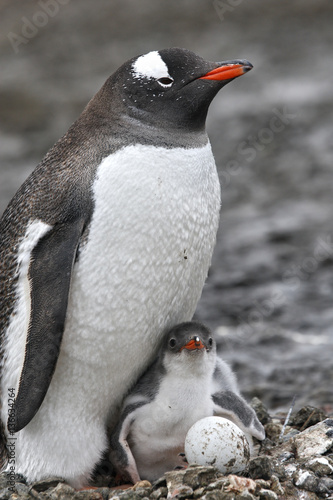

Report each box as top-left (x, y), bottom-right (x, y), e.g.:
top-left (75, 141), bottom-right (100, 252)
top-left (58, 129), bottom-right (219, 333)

top-left (199, 61), bottom-right (253, 81)
top-left (180, 337), bottom-right (205, 351)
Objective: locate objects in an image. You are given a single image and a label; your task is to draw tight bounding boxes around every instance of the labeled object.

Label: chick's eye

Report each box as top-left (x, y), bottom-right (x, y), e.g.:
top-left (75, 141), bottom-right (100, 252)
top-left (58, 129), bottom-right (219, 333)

top-left (208, 338), bottom-right (213, 347)
top-left (169, 338), bottom-right (176, 348)
top-left (158, 77), bottom-right (174, 87)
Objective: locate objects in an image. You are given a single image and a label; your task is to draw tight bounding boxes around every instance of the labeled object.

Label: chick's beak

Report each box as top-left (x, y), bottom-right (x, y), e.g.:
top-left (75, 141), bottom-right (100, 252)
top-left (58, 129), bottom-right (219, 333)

top-left (180, 336), bottom-right (205, 351)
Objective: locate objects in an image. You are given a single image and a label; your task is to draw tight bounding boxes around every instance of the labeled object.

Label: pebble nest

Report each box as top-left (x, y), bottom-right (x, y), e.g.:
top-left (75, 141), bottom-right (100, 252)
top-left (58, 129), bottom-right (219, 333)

top-left (1, 400), bottom-right (333, 500)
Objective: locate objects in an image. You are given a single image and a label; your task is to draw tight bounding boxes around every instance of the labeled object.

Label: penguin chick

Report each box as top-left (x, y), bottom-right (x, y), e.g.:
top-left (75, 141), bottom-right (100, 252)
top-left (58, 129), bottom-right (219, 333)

top-left (109, 321), bottom-right (265, 483)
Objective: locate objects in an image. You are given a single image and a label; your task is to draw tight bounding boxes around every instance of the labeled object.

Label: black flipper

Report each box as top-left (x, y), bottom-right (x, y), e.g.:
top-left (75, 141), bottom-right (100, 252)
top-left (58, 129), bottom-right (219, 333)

top-left (110, 402), bottom-right (147, 484)
top-left (9, 218), bottom-right (86, 433)
top-left (212, 390), bottom-right (265, 441)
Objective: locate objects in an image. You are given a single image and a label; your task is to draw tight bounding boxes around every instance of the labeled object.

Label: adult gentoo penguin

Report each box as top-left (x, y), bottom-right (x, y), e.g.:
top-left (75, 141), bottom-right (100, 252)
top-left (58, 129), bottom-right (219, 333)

top-left (110, 322), bottom-right (265, 483)
top-left (0, 48), bottom-right (253, 486)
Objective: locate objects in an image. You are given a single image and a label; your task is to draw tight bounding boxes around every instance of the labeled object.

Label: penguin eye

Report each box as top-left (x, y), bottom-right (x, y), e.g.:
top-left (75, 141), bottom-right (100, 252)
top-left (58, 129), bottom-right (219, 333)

top-left (208, 338), bottom-right (213, 347)
top-left (169, 338), bottom-right (176, 348)
top-left (157, 77), bottom-right (174, 88)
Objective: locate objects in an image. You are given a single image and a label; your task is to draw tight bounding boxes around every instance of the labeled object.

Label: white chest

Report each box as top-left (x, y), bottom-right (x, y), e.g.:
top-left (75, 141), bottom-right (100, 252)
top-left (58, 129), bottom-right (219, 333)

top-left (133, 372), bottom-right (214, 439)
top-left (128, 370), bottom-right (214, 479)
top-left (59, 142), bottom-right (220, 415)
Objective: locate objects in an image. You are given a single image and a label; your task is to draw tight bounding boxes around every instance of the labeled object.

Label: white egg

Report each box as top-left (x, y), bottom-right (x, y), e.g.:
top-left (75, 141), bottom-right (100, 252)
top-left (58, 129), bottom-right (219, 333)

top-left (185, 416), bottom-right (250, 474)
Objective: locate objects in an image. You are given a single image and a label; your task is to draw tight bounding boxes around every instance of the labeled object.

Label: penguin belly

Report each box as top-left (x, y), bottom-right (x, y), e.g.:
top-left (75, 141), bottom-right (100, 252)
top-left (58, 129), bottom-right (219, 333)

top-left (3, 142), bottom-right (220, 486)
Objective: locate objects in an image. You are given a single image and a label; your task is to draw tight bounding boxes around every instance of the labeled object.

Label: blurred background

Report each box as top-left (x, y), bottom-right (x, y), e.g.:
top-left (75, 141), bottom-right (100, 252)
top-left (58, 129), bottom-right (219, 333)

top-left (0, 0), bottom-right (332, 413)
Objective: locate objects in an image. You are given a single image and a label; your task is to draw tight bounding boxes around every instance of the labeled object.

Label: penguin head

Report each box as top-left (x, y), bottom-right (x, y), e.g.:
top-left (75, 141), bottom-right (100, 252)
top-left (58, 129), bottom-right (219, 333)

top-left (101, 48), bottom-right (252, 132)
top-left (165, 321), bottom-right (215, 354)
top-left (162, 321), bottom-right (217, 375)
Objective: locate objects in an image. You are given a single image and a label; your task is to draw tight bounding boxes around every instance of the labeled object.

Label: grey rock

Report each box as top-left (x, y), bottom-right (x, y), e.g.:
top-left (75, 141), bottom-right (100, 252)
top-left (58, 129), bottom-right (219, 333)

top-left (0, 474), bottom-right (26, 491)
top-left (164, 466), bottom-right (221, 498)
top-left (257, 438), bottom-right (276, 456)
top-left (129, 483), bottom-right (152, 498)
top-left (135, 490), bottom-right (152, 498)
top-left (95, 488), bottom-right (111, 500)
top-left (283, 463), bottom-right (299, 480)
top-left (281, 480), bottom-right (318, 500)
top-left (47, 482), bottom-right (76, 500)
top-left (29, 478), bottom-right (65, 492)
top-left (164, 470), bottom-right (184, 498)
top-left (169, 484), bottom-right (193, 499)
top-left (317, 476), bottom-right (333, 494)
top-left (138, 485), bottom-right (153, 495)
top-left (264, 421), bottom-right (283, 442)
top-left (293, 419), bottom-right (333, 458)
top-left (108, 494), bottom-right (121, 500)
top-left (248, 457), bottom-right (273, 480)
top-left (255, 479), bottom-right (270, 490)
top-left (164, 465), bottom-right (218, 494)
top-left (237, 492), bottom-right (256, 500)
top-left (305, 456), bottom-right (333, 476)
top-left (12, 483), bottom-right (29, 496)
top-left (250, 398), bottom-right (271, 425)
top-left (200, 492), bottom-right (230, 500)
top-left (269, 475), bottom-right (284, 497)
top-left (278, 451), bottom-right (295, 463)
top-left (290, 406), bottom-right (327, 430)
top-left (293, 470), bottom-right (318, 492)
top-left (270, 461), bottom-right (290, 483)
top-left (183, 466), bottom-right (218, 489)
top-left (280, 428), bottom-right (300, 442)
top-left (0, 475), bottom-right (8, 490)
top-left (259, 490), bottom-right (278, 500)
top-left (10, 494), bottom-right (31, 500)
top-left (0, 488), bottom-right (11, 500)
top-left (73, 491), bottom-right (104, 500)
top-left (206, 479), bottom-right (227, 491)
top-left (108, 490), bottom-right (141, 500)
top-left (29, 488), bottom-right (42, 499)
top-left (193, 487), bottom-right (206, 498)
top-left (149, 487), bottom-right (167, 499)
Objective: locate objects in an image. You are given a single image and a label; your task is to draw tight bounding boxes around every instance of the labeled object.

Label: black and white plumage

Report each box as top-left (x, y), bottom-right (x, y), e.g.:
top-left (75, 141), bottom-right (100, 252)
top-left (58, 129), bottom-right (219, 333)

top-left (110, 322), bottom-right (265, 483)
top-left (0, 48), bottom-right (253, 486)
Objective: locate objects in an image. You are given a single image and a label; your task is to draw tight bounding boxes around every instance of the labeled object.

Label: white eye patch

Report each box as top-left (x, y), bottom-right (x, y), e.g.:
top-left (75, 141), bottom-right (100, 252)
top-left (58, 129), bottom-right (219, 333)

top-left (132, 51), bottom-right (173, 87)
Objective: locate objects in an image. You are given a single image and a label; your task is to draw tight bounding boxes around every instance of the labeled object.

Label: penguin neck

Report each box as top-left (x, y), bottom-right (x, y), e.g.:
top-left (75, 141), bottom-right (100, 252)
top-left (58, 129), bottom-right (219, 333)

top-left (79, 87), bottom-right (209, 150)
top-left (119, 110), bottom-right (209, 149)
top-left (163, 351), bottom-right (216, 381)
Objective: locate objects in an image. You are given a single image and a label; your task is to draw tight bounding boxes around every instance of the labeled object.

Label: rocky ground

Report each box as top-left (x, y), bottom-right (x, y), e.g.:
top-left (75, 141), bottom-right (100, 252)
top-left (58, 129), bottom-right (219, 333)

top-left (1, 401), bottom-right (333, 499)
